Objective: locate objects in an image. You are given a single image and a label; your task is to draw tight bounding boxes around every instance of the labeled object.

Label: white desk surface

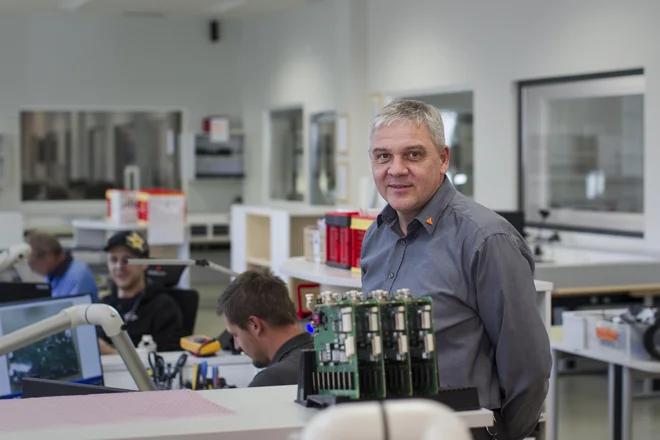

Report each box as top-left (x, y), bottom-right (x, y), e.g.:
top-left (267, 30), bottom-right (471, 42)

top-left (0, 385), bottom-right (493, 440)
top-left (101, 350), bottom-right (254, 372)
top-left (280, 257), bottom-right (554, 292)
top-left (551, 341), bottom-right (660, 374)
top-left (535, 245), bottom-right (660, 268)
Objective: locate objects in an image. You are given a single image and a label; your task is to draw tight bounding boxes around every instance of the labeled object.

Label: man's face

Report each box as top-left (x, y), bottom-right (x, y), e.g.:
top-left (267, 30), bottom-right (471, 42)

top-left (106, 246), bottom-right (145, 290)
top-left (223, 315), bottom-right (269, 368)
top-left (28, 252), bottom-right (58, 277)
top-left (370, 121), bottom-right (449, 220)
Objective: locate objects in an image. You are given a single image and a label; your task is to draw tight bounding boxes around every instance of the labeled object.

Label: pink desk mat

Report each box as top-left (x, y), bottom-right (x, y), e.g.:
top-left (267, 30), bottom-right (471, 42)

top-left (0, 389), bottom-right (234, 433)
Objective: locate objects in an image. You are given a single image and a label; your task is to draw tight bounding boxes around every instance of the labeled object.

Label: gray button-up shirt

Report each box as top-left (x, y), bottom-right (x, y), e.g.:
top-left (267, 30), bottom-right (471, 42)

top-left (360, 178), bottom-right (552, 440)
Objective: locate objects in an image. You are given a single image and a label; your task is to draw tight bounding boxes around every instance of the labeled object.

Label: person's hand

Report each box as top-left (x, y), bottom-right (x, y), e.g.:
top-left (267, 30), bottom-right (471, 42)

top-left (98, 338), bottom-right (118, 355)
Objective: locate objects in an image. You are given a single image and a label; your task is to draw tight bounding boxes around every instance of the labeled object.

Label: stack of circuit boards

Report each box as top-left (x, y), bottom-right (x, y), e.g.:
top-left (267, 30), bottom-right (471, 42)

top-left (307, 288), bottom-right (439, 400)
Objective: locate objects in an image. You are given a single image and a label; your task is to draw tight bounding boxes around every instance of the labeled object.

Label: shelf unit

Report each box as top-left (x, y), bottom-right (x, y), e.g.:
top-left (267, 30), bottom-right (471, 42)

top-left (230, 205), bottom-right (329, 280)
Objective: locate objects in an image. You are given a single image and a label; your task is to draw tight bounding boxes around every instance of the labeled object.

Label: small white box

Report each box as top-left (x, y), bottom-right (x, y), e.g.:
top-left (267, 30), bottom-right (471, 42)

top-left (106, 189), bottom-right (138, 224)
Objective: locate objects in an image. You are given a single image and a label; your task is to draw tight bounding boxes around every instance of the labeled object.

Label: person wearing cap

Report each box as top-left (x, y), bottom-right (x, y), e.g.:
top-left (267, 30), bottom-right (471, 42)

top-left (97, 231), bottom-right (186, 355)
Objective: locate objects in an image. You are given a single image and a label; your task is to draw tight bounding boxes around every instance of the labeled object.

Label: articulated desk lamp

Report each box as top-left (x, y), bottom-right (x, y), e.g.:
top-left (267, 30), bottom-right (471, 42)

top-left (126, 258), bottom-right (240, 278)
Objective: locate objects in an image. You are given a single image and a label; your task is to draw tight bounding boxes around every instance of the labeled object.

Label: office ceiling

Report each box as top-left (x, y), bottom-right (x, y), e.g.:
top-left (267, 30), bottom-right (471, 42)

top-left (0, 0), bottom-right (315, 17)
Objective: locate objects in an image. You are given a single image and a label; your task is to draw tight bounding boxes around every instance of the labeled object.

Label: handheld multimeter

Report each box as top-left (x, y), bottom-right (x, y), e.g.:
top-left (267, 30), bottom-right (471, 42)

top-left (180, 335), bottom-right (222, 357)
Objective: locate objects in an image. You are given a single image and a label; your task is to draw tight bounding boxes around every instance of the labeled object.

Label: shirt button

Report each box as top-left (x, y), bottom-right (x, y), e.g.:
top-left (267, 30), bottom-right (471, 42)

top-left (388, 273), bottom-right (394, 279)
top-left (400, 239), bottom-right (407, 245)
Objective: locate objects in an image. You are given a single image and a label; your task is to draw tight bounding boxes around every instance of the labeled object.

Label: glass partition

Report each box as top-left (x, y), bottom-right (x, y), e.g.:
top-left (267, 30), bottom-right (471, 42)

top-left (269, 108), bottom-right (304, 202)
top-left (309, 112), bottom-right (336, 205)
top-left (519, 70), bottom-right (644, 236)
top-left (20, 111), bottom-right (182, 201)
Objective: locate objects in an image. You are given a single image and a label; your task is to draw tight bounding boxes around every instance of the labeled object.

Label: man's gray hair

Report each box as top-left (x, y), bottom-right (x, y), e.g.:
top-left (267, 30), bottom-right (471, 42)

top-left (25, 231), bottom-right (63, 257)
top-left (369, 99), bottom-right (446, 152)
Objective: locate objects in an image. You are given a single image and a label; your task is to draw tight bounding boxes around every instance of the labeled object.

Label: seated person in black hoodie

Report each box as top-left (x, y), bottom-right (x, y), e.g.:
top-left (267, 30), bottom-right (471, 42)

top-left (97, 231), bottom-right (186, 354)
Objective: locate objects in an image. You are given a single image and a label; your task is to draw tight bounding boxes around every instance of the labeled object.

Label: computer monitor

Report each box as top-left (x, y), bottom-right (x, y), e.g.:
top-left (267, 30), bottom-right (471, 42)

top-left (496, 211), bottom-right (525, 237)
top-left (0, 293), bottom-right (103, 399)
top-left (0, 282), bottom-right (51, 304)
top-left (21, 377), bottom-right (130, 398)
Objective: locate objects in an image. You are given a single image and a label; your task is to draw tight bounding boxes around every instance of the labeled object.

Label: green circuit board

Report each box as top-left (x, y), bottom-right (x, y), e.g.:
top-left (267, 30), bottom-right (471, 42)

top-left (406, 297), bottom-right (439, 396)
top-left (313, 298), bottom-right (359, 399)
top-left (380, 296), bottom-right (413, 397)
top-left (309, 289), bottom-right (438, 401)
top-left (354, 297), bottom-right (386, 399)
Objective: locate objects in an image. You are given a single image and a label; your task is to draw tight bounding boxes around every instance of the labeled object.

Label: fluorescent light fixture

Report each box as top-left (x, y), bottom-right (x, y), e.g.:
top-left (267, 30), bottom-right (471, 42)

top-left (59, 0), bottom-right (93, 10)
top-left (208, 0), bottom-right (246, 14)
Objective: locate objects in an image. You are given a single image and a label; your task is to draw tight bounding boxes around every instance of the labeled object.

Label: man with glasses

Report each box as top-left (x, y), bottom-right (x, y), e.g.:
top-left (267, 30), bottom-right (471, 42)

top-left (97, 230), bottom-right (185, 355)
top-left (26, 231), bottom-right (99, 302)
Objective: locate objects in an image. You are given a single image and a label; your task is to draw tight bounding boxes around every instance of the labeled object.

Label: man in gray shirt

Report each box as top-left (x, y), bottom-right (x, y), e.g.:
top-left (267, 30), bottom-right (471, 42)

top-left (360, 99), bottom-right (552, 440)
top-left (217, 269), bottom-right (313, 387)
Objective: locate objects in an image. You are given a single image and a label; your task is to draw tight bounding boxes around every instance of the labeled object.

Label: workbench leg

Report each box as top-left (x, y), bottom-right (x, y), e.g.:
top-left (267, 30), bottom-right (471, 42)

top-left (548, 349), bottom-right (559, 440)
top-left (608, 364), bottom-right (622, 440)
top-left (621, 367), bottom-right (633, 440)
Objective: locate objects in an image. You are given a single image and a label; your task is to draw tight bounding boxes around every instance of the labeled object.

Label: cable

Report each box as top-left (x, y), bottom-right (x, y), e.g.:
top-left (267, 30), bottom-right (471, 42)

top-left (379, 400), bottom-right (390, 440)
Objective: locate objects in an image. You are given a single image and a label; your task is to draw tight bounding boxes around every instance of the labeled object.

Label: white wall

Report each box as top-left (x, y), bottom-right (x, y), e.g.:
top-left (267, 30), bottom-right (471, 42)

top-left (0, 14), bottom-right (243, 215)
top-left (239, 0), bottom-right (369, 207)
top-left (365, 0), bottom-right (660, 253)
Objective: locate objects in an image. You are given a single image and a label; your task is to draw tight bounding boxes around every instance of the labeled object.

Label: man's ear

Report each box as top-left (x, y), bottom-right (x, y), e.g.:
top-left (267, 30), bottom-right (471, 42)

top-left (248, 316), bottom-right (264, 336)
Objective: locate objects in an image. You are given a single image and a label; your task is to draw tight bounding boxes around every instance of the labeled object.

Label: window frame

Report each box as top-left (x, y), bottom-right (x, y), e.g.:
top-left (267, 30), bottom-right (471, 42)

top-left (18, 105), bottom-right (188, 218)
top-left (517, 69), bottom-right (645, 238)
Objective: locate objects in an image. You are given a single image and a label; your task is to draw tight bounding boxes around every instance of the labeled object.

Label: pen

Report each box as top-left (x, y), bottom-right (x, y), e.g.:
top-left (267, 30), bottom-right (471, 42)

top-left (200, 361), bottom-right (208, 388)
top-left (192, 364), bottom-right (199, 390)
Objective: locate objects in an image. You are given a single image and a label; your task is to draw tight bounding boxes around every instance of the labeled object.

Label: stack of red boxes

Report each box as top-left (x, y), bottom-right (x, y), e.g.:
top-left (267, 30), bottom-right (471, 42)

top-left (325, 211), bottom-right (359, 269)
top-left (350, 215), bottom-right (376, 273)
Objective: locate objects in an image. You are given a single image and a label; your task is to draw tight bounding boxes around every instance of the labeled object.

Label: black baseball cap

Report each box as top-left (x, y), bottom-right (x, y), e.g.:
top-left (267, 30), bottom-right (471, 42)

top-left (104, 231), bottom-right (150, 258)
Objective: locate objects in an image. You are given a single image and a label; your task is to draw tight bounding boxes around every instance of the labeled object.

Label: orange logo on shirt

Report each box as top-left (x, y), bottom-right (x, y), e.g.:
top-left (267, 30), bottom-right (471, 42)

top-left (426, 217), bottom-right (433, 225)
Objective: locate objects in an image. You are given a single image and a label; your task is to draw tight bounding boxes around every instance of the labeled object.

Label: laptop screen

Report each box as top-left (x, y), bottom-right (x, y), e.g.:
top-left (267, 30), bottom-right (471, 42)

top-left (0, 293), bottom-right (103, 399)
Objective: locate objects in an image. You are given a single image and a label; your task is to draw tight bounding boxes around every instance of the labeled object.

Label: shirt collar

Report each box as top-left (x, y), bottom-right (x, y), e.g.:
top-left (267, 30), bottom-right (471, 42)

top-left (269, 332), bottom-right (313, 366)
top-left (376, 176), bottom-right (457, 235)
top-left (47, 252), bottom-right (73, 281)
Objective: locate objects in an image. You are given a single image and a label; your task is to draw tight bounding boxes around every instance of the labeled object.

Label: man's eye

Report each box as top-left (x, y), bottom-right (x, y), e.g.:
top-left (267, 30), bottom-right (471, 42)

top-left (378, 154), bottom-right (389, 160)
top-left (409, 151), bottom-right (421, 158)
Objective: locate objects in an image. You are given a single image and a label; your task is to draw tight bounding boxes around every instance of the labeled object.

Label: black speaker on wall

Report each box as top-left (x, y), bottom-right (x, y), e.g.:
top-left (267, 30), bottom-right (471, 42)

top-left (209, 20), bottom-right (220, 42)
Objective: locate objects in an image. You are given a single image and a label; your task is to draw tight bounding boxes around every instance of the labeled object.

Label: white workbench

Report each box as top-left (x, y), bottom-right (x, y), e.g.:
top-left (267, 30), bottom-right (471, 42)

top-left (534, 245), bottom-right (660, 297)
top-left (549, 338), bottom-right (660, 440)
top-left (102, 350), bottom-right (258, 390)
top-left (0, 385), bottom-right (494, 440)
top-left (280, 256), bottom-right (553, 440)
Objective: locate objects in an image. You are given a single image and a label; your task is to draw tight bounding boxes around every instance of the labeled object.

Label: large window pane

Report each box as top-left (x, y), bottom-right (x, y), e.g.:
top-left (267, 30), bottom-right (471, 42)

top-left (21, 111), bottom-right (182, 201)
top-left (520, 71), bottom-right (644, 235)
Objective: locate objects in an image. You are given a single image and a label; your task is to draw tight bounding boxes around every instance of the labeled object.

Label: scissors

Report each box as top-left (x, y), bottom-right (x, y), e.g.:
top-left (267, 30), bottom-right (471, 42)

top-left (148, 351), bottom-right (166, 383)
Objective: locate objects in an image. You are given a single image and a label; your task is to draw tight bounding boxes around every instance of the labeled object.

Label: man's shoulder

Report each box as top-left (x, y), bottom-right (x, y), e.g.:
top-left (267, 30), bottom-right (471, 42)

top-left (447, 193), bottom-right (519, 240)
top-left (248, 362), bottom-right (298, 388)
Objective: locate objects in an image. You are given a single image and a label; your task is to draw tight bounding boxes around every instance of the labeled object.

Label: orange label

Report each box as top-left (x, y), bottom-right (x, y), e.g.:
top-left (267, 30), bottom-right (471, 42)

top-left (595, 327), bottom-right (618, 342)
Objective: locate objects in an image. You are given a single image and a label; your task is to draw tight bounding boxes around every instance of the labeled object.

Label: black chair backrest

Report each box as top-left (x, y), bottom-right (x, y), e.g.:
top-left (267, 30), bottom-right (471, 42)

top-left (164, 288), bottom-right (199, 336)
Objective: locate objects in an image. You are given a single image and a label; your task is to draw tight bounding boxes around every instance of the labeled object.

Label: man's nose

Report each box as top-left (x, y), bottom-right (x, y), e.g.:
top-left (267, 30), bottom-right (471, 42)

top-left (233, 336), bottom-right (241, 350)
top-left (388, 156), bottom-right (409, 176)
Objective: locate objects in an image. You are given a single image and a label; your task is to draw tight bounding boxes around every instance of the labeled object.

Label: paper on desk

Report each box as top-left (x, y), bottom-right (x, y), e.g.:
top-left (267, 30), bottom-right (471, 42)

top-left (0, 389), bottom-right (233, 433)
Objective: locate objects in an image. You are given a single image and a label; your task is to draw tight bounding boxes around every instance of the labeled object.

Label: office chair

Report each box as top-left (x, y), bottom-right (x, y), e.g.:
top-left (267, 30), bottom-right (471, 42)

top-left (163, 288), bottom-right (199, 336)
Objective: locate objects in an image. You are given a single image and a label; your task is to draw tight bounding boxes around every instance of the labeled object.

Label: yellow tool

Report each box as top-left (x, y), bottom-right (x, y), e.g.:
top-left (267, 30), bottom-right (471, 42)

top-left (180, 335), bottom-right (222, 357)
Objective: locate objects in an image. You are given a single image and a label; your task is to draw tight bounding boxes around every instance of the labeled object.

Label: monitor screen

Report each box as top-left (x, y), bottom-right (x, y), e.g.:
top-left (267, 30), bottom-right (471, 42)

top-left (0, 294), bottom-right (103, 399)
top-left (0, 282), bottom-right (51, 304)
